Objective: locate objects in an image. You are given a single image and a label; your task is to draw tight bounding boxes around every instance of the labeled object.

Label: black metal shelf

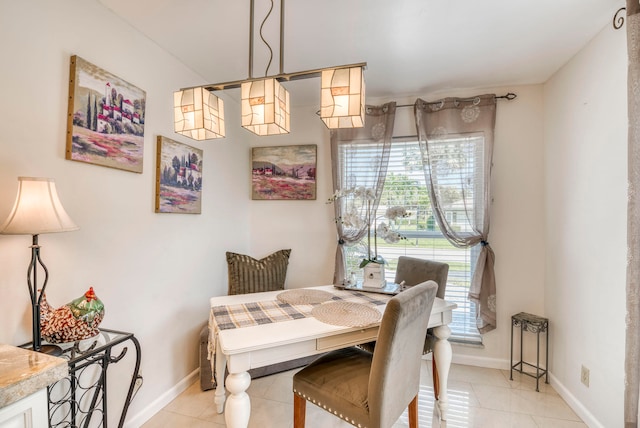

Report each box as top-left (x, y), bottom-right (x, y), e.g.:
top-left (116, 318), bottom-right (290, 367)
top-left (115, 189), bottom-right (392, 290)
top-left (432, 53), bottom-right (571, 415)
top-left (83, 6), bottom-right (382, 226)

top-left (25, 328), bottom-right (142, 428)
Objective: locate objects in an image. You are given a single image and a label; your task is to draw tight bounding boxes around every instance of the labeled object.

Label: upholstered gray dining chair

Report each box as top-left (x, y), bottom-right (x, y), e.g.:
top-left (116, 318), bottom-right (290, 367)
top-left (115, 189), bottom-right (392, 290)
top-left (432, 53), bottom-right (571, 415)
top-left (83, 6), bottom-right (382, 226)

top-left (359, 256), bottom-right (449, 398)
top-left (395, 256), bottom-right (449, 399)
top-left (292, 281), bottom-right (438, 428)
top-left (394, 256), bottom-right (449, 300)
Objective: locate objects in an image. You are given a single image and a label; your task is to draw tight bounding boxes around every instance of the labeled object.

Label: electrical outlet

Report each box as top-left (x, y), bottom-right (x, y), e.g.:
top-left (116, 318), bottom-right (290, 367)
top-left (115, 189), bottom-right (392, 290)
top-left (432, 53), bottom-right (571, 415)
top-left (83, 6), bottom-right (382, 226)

top-left (581, 365), bottom-right (590, 387)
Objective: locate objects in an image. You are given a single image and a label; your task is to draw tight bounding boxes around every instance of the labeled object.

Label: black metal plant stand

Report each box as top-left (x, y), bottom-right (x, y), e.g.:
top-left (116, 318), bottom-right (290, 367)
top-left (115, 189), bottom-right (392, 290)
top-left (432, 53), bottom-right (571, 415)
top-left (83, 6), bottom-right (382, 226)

top-left (510, 312), bottom-right (549, 392)
top-left (40, 329), bottom-right (142, 428)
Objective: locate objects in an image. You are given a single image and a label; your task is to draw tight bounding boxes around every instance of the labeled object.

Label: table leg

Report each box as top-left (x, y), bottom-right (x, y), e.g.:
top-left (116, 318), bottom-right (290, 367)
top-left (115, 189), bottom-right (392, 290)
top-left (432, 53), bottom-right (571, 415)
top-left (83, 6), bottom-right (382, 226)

top-left (433, 325), bottom-right (452, 421)
top-left (224, 371), bottom-right (251, 428)
top-left (214, 343), bottom-right (227, 414)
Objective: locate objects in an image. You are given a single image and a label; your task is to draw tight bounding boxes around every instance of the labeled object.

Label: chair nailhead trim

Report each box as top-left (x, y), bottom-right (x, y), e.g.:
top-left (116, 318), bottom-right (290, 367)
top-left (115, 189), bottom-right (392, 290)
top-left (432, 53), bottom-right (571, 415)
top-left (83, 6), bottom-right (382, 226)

top-left (293, 390), bottom-right (368, 428)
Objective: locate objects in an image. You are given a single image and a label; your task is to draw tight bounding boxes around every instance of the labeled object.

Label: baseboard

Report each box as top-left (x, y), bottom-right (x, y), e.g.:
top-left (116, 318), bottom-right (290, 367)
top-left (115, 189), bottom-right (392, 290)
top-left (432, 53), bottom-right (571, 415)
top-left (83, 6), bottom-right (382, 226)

top-left (548, 373), bottom-right (603, 428)
top-left (451, 353), bottom-right (511, 370)
top-left (422, 352), bottom-right (604, 427)
top-left (124, 369), bottom-right (199, 428)
top-left (422, 350), bottom-right (511, 370)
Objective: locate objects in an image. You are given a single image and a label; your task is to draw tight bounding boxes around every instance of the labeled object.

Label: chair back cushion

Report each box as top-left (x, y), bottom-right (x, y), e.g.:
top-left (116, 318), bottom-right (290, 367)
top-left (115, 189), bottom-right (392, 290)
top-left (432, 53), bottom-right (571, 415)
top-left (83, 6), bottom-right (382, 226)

top-left (394, 256), bottom-right (449, 299)
top-left (368, 281), bottom-right (438, 427)
top-left (226, 249), bottom-right (291, 295)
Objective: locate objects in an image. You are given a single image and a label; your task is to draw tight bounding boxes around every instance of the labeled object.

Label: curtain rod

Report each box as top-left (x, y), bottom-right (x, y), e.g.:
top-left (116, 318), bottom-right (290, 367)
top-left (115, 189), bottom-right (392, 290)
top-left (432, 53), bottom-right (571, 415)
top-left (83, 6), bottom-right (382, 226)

top-left (394, 92), bottom-right (517, 108)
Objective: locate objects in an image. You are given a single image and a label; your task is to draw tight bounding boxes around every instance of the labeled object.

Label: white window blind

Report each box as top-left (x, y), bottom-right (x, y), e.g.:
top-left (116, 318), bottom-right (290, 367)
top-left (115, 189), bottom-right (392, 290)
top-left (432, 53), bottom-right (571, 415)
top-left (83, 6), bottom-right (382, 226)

top-left (339, 138), bottom-right (483, 344)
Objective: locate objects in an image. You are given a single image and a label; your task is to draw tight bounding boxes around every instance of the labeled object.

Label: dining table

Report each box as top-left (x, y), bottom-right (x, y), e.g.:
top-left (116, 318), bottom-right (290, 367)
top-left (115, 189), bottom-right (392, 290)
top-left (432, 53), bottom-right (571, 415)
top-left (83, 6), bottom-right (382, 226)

top-left (208, 284), bottom-right (457, 428)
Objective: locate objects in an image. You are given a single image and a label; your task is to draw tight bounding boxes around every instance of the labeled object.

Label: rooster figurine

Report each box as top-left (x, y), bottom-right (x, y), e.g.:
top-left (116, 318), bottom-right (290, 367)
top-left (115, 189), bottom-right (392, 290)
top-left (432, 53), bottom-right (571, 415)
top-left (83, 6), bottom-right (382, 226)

top-left (40, 287), bottom-right (105, 343)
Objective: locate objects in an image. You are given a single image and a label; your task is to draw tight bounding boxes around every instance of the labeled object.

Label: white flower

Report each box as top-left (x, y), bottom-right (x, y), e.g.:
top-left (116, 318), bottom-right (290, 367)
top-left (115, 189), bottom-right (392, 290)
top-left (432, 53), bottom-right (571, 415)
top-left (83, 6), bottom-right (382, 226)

top-left (342, 206), bottom-right (365, 229)
top-left (328, 187), bottom-right (409, 263)
top-left (377, 222), bottom-right (402, 244)
top-left (363, 187), bottom-right (376, 200)
top-left (383, 232), bottom-right (403, 244)
top-left (352, 186), bottom-right (375, 201)
top-left (326, 188), bottom-right (349, 203)
top-left (385, 206), bottom-right (408, 221)
top-left (376, 222), bottom-right (390, 236)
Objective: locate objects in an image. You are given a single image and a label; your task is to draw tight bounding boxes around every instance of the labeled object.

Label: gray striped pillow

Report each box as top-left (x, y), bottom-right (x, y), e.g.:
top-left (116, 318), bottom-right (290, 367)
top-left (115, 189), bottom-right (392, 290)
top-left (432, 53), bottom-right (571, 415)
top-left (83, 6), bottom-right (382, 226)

top-left (226, 249), bottom-right (291, 295)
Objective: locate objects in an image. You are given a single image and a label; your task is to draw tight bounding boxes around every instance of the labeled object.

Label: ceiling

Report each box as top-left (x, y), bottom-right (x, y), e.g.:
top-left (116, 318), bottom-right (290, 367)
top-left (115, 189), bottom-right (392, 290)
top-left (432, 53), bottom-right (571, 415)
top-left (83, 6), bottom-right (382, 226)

top-left (99, 0), bottom-right (622, 106)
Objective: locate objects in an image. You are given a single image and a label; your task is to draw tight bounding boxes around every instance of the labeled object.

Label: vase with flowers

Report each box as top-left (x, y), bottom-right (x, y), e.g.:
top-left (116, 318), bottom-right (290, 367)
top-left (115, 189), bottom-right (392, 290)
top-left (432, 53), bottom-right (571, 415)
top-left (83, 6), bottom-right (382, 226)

top-left (328, 187), bottom-right (409, 288)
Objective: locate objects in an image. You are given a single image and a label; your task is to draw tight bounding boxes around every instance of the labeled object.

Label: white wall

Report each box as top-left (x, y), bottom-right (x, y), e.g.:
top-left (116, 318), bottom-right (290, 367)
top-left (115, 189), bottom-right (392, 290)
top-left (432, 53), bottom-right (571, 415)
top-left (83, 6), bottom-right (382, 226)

top-left (0, 0), bottom-right (249, 425)
top-left (247, 103), bottom-right (337, 288)
top-left (544, 24), bottom-right (627, 427)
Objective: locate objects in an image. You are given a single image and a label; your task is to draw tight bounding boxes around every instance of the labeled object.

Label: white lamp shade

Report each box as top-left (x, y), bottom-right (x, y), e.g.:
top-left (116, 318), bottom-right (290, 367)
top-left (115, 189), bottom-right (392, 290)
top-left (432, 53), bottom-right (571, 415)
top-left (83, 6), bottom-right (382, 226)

top-left (320, 66), bottom-right (365, 129)
top-left (0, 177), bottom-right (79, 235)
top-left (174, 87), bottom-right (225, 140)
top-left (241, 78), bottom-right (290, 135)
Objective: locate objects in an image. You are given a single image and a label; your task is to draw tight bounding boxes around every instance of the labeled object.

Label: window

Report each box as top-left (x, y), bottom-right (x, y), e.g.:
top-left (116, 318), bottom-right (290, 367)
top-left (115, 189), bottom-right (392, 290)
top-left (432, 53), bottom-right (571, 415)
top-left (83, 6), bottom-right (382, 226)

top-left (340, 138), bottom-right (483, 344)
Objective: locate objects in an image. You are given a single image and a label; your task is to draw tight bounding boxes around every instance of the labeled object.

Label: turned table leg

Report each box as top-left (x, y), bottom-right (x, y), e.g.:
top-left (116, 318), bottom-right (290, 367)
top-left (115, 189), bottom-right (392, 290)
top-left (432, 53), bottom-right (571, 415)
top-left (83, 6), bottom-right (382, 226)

top-left (224, 371), bottom-right (251, 428)
top-left (214, 343), bottom-right (227, 414)
top-left (433, 325), bottom-right (452, 421)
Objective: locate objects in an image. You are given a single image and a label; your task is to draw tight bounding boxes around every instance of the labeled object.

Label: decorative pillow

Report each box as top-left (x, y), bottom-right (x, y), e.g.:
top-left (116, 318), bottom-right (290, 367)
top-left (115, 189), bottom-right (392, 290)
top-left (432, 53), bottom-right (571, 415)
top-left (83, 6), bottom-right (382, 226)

top-left (226, 249), bottom-right (291, 295)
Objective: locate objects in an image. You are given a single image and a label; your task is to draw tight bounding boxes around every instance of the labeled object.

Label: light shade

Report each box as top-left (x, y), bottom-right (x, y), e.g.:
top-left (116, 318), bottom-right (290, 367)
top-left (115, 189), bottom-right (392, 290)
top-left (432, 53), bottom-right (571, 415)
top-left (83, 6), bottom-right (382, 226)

top-left (0, 177), bottom-right (79, 235)
top-left (241, 78), bottom-right (290, 136)
top-left (174, 87), bottom-right (225, 140)
top-left (320, 66), bottom-right (365, 129)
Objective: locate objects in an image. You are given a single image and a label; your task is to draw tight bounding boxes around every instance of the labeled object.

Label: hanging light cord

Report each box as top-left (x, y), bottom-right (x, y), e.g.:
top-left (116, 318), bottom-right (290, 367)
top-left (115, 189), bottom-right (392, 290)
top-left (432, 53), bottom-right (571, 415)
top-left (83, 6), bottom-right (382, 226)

top-left (259, 0), bottom-right (275, 77)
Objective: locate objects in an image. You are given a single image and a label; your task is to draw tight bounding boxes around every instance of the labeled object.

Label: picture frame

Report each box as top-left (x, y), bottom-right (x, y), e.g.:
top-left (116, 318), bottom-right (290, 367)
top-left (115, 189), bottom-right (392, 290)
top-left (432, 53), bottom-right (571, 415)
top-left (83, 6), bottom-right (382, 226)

top-left (155, 136), bottom-right (203, 214)
top-left (251, 144), bottom-right (317, 200)
top-left (66, 55), bottom-right (146, 173)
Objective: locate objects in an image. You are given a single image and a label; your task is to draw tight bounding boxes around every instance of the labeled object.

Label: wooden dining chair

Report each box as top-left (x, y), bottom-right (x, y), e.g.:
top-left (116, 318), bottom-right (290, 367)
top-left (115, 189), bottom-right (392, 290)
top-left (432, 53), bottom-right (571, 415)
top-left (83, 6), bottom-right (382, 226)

top-left (292, 281), bottom-right (438, 428)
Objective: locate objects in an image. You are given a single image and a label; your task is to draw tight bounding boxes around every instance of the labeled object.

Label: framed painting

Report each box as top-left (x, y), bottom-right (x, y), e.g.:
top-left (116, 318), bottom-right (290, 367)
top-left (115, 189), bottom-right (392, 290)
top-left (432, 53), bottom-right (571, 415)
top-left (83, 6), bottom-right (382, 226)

top-left (155, 136), bottom-right (203, 214)
top-left (251, 144), bottom-right (317, 200)
top-left (66, 55), bottom-right (146, 173)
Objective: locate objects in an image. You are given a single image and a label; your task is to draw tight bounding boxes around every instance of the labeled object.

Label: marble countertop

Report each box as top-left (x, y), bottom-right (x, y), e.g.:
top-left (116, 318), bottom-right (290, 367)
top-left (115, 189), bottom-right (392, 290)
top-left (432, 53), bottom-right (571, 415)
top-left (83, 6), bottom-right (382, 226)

top-left (0, 344), bottom-right (68, 408)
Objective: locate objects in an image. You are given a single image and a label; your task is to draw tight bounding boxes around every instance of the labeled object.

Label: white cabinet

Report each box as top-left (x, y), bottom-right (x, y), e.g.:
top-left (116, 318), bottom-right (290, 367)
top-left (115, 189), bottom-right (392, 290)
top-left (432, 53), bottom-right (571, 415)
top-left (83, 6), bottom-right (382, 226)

top-left (0, 344), bottom-right (67, 428)
top-left (0, 389), bottom-right (48, 428)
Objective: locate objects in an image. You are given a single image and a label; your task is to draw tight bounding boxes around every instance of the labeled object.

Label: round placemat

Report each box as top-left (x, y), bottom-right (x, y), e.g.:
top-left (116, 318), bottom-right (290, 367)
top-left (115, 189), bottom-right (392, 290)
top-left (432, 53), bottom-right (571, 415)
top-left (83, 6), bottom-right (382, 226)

top-left (277, 289), bottom-right (334, 305)
top-left (311, 301), bottom-right (382, 328)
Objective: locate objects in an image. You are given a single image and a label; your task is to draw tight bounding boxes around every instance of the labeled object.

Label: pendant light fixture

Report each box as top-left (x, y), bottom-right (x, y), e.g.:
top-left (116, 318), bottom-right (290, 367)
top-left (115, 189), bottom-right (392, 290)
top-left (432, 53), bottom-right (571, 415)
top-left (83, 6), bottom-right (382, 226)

top-left (241, 78), bottom-right (290, 135)
top-left (174, 87), bottom-right (225, 140)
top-left (320, 66), bottom-right (365, 129)
top-left (173, 0), bottom-right (366, 140)
top-left (240, 0), bottom-right (290, 136)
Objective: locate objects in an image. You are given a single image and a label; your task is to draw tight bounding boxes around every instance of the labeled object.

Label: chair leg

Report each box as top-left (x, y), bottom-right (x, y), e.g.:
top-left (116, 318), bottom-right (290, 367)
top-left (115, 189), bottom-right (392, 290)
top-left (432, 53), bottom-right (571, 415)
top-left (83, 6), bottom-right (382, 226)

top-left (293, 394), bottom-right (306, 427)
top-left (432, 357), bottom-right (440, 400)
top-left (408, 395), bottom-right (418, 428)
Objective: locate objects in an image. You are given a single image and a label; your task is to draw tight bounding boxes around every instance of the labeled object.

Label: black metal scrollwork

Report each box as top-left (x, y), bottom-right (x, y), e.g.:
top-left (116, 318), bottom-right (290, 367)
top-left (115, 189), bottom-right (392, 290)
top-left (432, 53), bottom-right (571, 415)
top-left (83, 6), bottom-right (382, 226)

top-left (614, 7), bottom-right (626, 30)
top-left (46, 330), bottom-right (141, 428)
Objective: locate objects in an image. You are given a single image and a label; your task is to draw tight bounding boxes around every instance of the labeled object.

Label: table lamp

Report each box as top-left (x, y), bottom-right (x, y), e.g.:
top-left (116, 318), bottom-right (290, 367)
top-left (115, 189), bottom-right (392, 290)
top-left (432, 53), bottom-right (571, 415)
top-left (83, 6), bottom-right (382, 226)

top-left (0, 177), bottom-right (79, 354)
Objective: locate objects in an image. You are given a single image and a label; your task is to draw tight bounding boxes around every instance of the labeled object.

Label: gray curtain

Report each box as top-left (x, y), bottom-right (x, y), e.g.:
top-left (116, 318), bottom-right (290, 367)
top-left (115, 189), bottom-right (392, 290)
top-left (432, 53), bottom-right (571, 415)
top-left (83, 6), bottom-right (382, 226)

top-left (625, 2), bottom-right (640, 426)
top-left (414, 95), bottom-right (497, 333)
top-left (330, 102), bottom-right (396, 285)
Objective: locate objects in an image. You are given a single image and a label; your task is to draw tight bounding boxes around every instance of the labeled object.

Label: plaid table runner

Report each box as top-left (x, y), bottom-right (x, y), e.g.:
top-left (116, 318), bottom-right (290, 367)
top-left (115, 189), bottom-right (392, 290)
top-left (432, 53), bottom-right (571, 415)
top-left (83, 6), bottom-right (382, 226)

top-left (207, 289), bottom-right (392, 369)
top-left (211, 289), bottom-right (390, 331)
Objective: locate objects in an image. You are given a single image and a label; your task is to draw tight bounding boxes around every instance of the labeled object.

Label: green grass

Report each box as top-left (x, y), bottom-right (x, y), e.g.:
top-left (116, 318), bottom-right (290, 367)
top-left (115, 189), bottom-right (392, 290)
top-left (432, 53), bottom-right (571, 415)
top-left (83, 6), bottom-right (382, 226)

top-left (379, 236), bottom-right (459, 250)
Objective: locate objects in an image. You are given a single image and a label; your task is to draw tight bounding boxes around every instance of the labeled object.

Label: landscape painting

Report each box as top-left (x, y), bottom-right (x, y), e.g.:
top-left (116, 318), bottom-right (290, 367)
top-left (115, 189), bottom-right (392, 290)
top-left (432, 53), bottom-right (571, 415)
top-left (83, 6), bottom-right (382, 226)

top-left (155, 136), bottom-right (203, 214)
top-left (66, 55), bottom-right (146, 173)
top-left (251, 144), bottom-right (316, 200)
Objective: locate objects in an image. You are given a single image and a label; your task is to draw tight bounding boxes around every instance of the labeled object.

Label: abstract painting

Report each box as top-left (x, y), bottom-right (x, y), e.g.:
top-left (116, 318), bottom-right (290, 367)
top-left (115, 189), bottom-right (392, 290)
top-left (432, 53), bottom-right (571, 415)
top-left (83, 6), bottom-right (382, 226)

top-left (155, 136), bottom-right (203, 214)
top-left (66, 55), bottom-right (146, 173)
top-left (251, 144), bottom-right (316, 200)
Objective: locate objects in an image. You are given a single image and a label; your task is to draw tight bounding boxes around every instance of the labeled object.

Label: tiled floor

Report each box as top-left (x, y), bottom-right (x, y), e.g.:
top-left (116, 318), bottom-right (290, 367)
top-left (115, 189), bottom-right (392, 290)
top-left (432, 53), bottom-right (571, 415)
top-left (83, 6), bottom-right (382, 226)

top-left (142, 362), bottom-right (587, 428)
